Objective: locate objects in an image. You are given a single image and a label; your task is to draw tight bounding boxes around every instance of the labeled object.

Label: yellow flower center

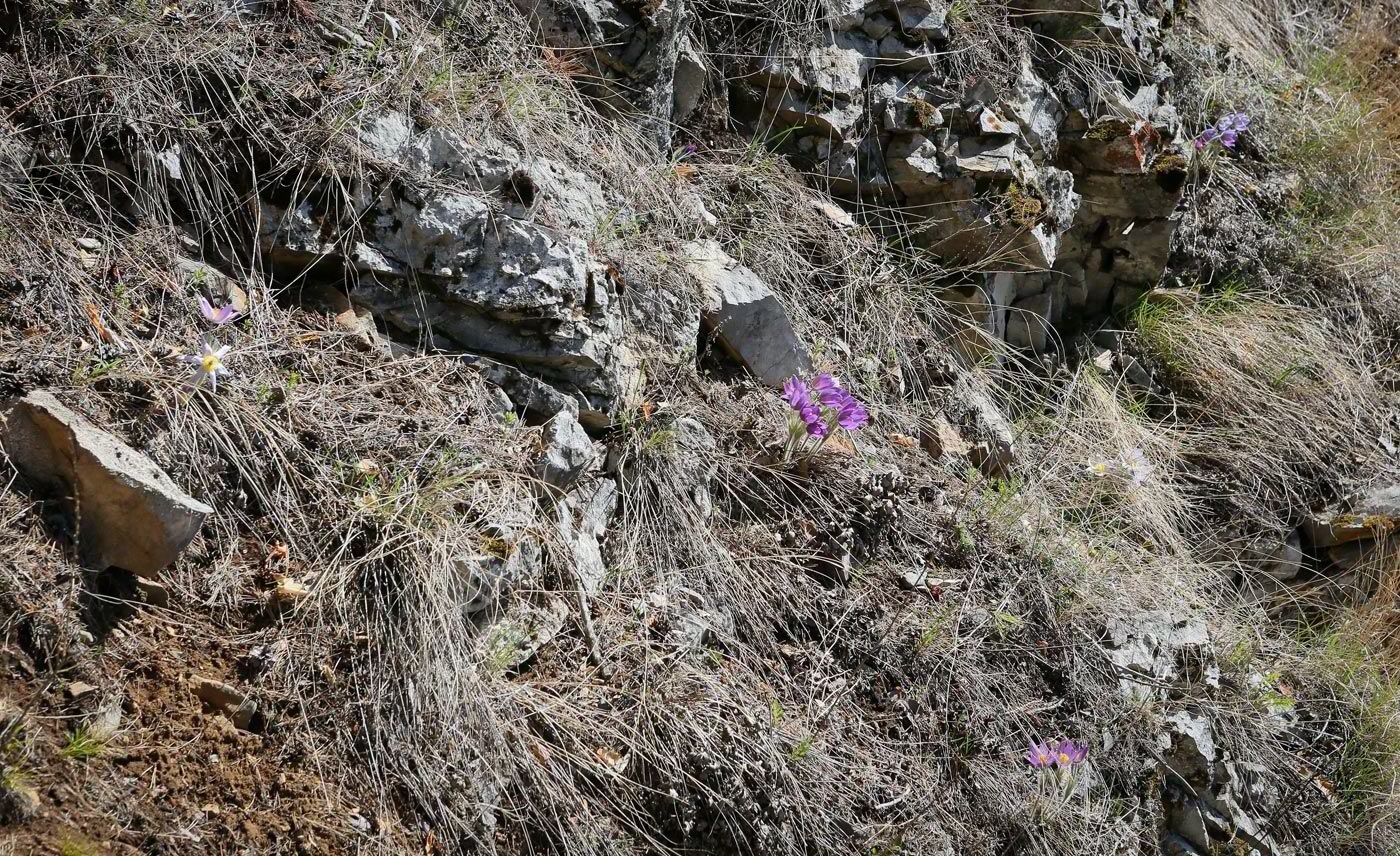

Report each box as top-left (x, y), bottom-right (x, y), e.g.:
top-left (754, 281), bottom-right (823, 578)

top-left (201, 353), bottom-right (222, 374)
top-left (1058, 753), bottom-right (1071, 765)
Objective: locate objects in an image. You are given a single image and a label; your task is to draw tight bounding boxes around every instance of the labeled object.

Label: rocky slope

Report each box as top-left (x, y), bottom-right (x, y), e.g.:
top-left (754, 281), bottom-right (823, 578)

top-left (0, 0), bottom-right (1397, 854)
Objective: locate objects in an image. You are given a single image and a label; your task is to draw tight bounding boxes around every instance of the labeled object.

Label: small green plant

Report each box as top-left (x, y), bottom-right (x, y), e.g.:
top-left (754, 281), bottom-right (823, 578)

top-left (1, 765), bottom-right (31, 793)
top-left (769, 698), bottom-right (784, 725)
top-left (789, 735), bottom-right (813, 761)
top-left (916, 603), bottom-right (957, 652)
top-left (61, 726), bottom-right (105, 760)
top-left (71, 356), bottom-right (123, 385)
top-left (1222, 639), bottom-right (1255, 671)
top-left (481, 620), bottom-right (529, 676)
top-left (991, 610), bottom-right (1023, 639)
top-left (640, 428), bottom-right (676, 452)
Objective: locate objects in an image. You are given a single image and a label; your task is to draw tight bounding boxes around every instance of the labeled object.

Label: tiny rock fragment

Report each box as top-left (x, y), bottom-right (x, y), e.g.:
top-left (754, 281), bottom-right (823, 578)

top-left (65, 681), bottom-right (99, 701)
top-left (192, 676), bottom-right (257, 730)
top-left (919, 415), bottom-right (971, 459)
top-left (271, 577), bottom-right (311, 608)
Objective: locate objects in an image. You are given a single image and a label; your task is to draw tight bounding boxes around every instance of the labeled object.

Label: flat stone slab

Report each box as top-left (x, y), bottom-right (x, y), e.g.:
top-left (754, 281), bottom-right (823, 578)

top-left (685, 240), bottom-right (811, 388)
top-left (1, 391), bottom-right (213, 577)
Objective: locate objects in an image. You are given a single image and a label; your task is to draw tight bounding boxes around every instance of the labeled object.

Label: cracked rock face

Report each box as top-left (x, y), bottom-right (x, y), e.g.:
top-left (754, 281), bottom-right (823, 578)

top-left (260, 116), bottom-right (639, 427)
top-left (727, 0), bottom-right (1185, 354)
top-left (508, 0), bottom-right (695, 149)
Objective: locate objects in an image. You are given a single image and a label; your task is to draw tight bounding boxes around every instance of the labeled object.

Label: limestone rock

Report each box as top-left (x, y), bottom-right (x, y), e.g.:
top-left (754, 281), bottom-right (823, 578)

top-left (672, 417), bottom-right (718, 519)
top-left (480, 596), bottom-right (570, 671)
top-left (1161, 711), bottom-right (1216, 784)
top-left (1104, 611), bottom-right (1208, 701)
top-left (536, 412), bottom-right (596, 492)
top-left (1003, 56), bottom-right (1064, 154)
top-left (883, 95), bottom-right (945, 133)
top-left (508, 0), bottom-right (690, 148)
top-left (686, 240), bottom-right (812, 387)
top-left (357, 111), bottom-right (414, 162)
top-left (977, 107), bottom-right (1020, 136)
top-left (754, 45), bottom-right (868, 101)
top-left (451, 525), bottom-right (542, 615)
top-left (1259, 530), bottom-right (1304, 581)
top-left (1305, 485), bottom-right (1400, 547)
top-left (557, 480), bottom-right (618, 595)
top-left (887, 133), bottom-right (944, 193)
top-left (919, 413), bottom-right (971, 460)
top-left (947, 376), bottom-right (1016, 476)
top-left (895, 2), bottom-right (948, 40)
top-left (1006, 292), bottom-right (1054, 353)
top-left (954, 138), bottom-right (1019, 178)
top-left (351, 213), bottom-right (638, 427)
top-left (0, 392), bottom-right (213, 578)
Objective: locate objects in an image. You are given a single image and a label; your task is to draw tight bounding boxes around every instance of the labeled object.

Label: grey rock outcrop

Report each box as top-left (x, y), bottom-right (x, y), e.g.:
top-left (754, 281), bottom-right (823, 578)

top-left (452, 524), bottom-right (543, 616)
top-left (1104, 611), bottom-right (1209, 702)
top-left (1160, 711), bottom-right (1287, 856)
top-left (0, 392), bottom-right (212, 577)
top-left (945, 376), bottom-right (1016, 477)
top-left (557, 479), bottom-right (618, 596)
top-left (508, 0), bottom-right (694, 149)
top-left (726, 0), bottom-right (1184, 352)
top-left (535, 412), bottom-right (597, 492)
top-left (685, 240), bottom-right (812, 387)
top-left (1305, 484), bottom-right (1400, 547)
top-left (261, 116), bottom-right (639, 427)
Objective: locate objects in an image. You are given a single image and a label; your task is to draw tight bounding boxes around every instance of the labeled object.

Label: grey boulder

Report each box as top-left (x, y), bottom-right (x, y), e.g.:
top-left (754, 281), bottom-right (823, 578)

top-left (0, 392), bottom-right (212, 577)
top-left (686, 240), bottom-right (811, 387)
top-left (536, 411), bottom-right (596, 491)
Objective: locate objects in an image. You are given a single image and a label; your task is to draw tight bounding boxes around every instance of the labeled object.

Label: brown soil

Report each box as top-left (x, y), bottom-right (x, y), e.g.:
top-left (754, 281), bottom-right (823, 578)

top-left (0, 530), bottom-right (414, 855)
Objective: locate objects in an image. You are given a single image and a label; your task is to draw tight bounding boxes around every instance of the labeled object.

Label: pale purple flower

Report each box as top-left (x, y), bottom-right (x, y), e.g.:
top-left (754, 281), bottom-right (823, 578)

top-left (835, 397), bottom-right (869, 430)
top-left (181, 339), bottom-right (231, 392)
top-left (810, 373), bottom-right (844, 407)
top-left (199, 295), bottom-right (241, 326)
top-left (1053, 739), bottom-right (1088, 767)
top-left (1120, 447), bottom-right (1153, 487)
top-left (783, 376), bottom-right (823, 434)
top-left (1086, 447), bottom-right (1152, 488)
top-left (1026, 741), bottom-right (1056, 769)
top-left (1195, 112), bottom-right (1249, 151)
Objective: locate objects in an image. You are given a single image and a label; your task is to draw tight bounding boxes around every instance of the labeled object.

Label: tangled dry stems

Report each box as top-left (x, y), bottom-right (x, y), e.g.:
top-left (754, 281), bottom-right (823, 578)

top-left (0, 0), bottom-right (1398, 852)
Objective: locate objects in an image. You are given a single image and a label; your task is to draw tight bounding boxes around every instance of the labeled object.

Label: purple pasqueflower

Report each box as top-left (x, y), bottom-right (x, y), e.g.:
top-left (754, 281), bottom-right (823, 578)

top-left (783, 375), bottom-right (824, 435)
top-left (1026, 741), bottom-right (1056, 769)
top-left (810, 373), bottom-right (844, 406)
top-left (782, 375), bottom-right (809, 409)
top-left (1053, 739), bottom-right (1088, 767)
top-left (835, 397), bottom-right (869, 430)
top-left (1195, 112), bottom-right (1250, 151)
top-left (199, 295), bottom-right (241, 325)
top-left (810, 373), bottom-right (870, 428)
top-left (785, 373), bottom-right (869, 438)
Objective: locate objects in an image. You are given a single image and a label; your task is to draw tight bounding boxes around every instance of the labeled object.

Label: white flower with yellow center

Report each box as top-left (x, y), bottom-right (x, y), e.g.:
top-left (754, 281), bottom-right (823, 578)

top-left (181, 339), bottom-right (232, 392)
